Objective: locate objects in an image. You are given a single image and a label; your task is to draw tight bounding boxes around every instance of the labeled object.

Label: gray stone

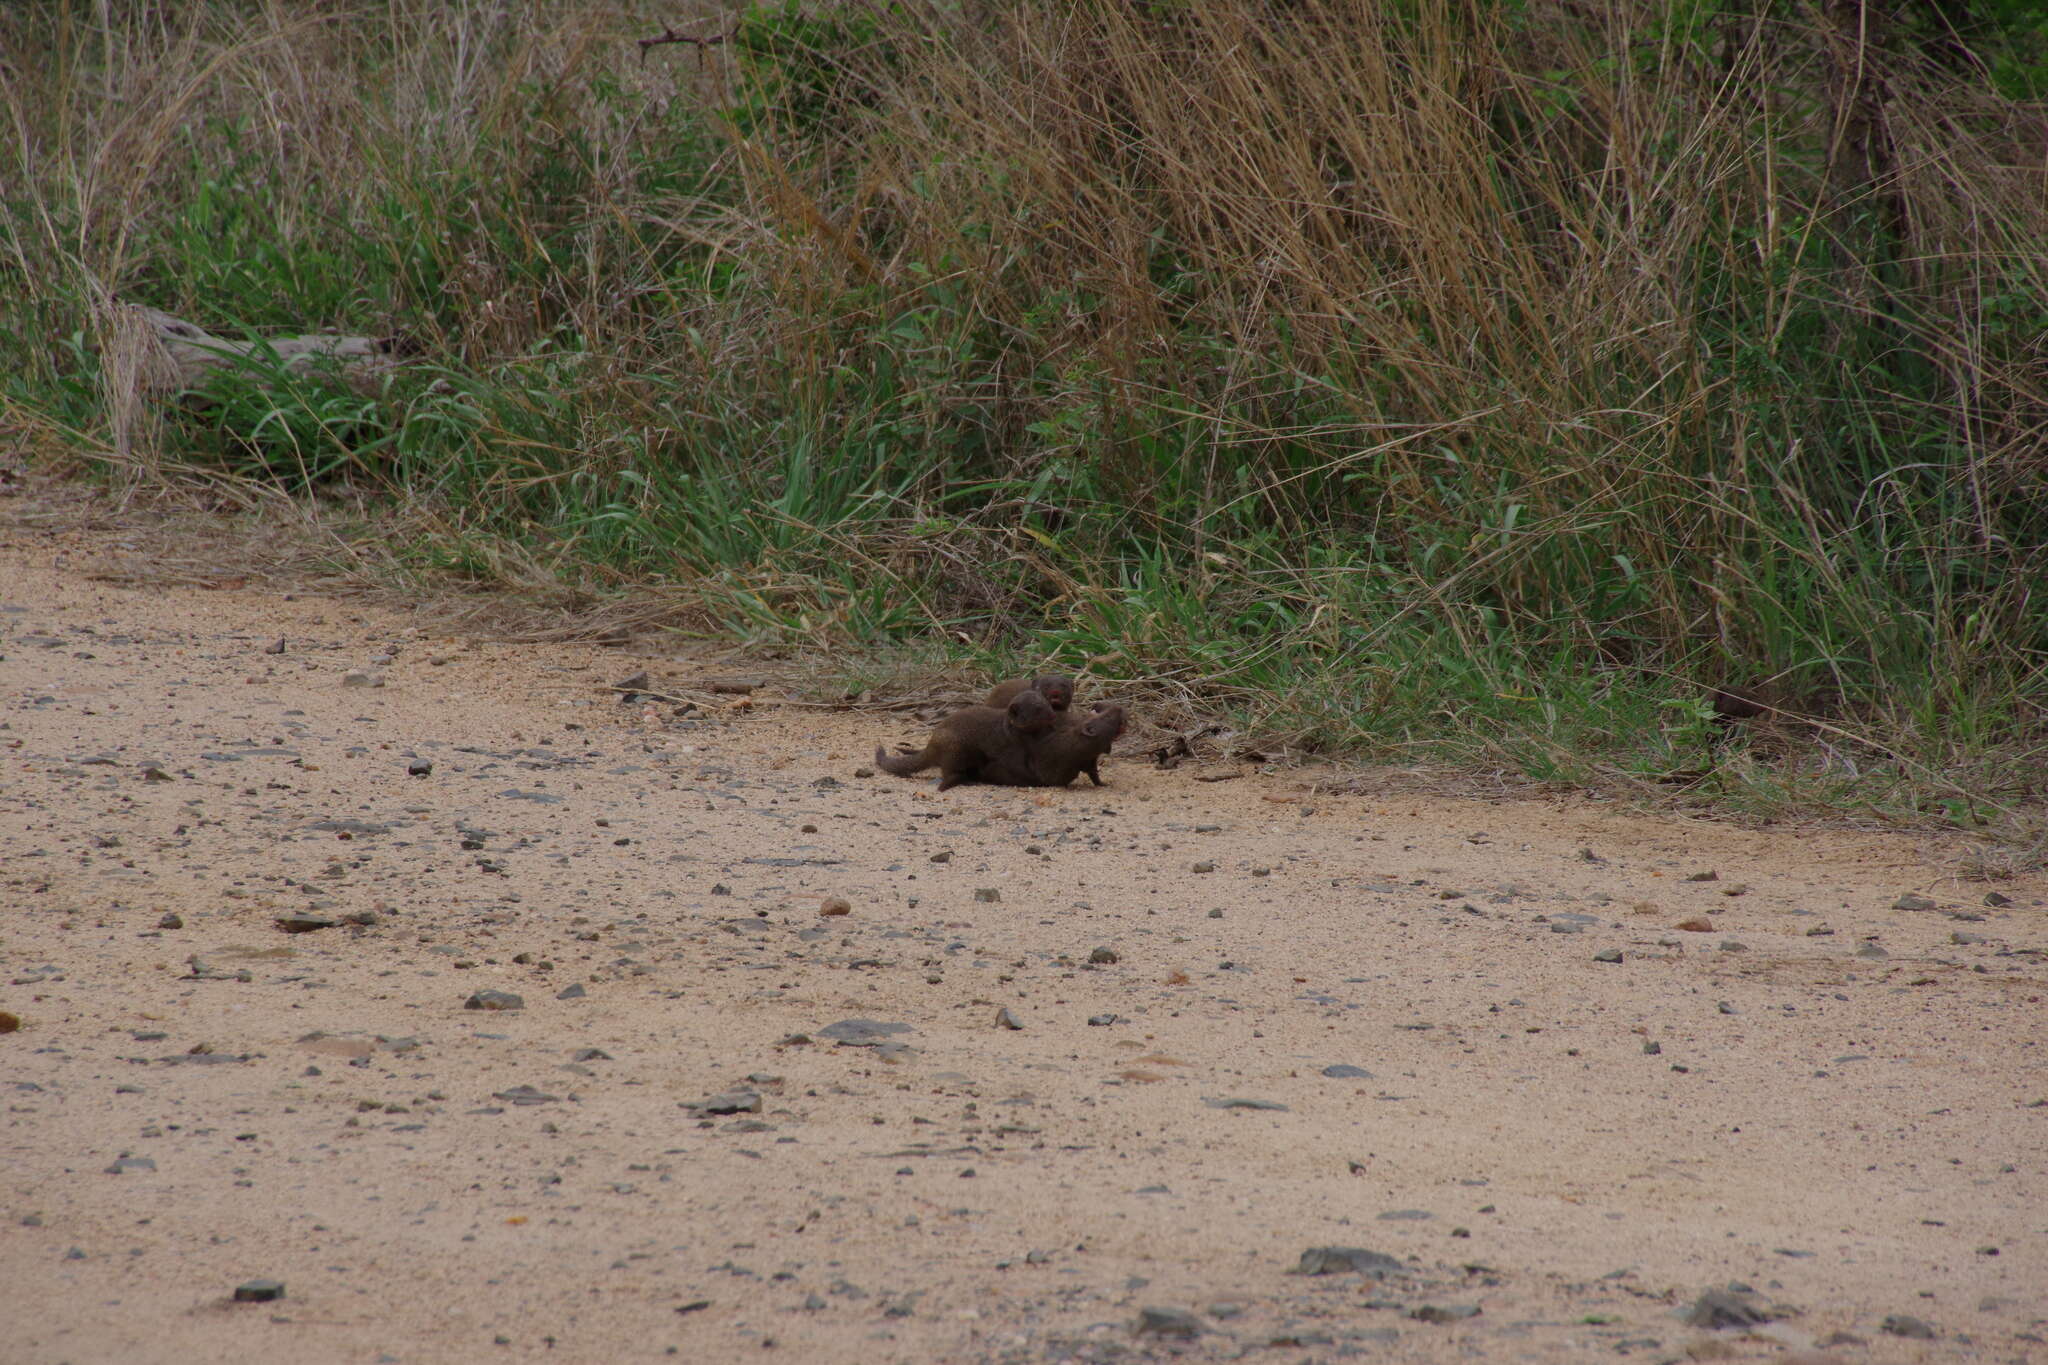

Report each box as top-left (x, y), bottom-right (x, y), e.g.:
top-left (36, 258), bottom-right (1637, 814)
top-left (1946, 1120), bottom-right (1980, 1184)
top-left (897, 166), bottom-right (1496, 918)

top-left (1293, 1246), bottom-right (1402, 1277)
top-left (1410, 1304), bottom-right (1481, 1323)
top-left (104, 1157), bottom-right (156, 1175)
top-left (1135, 1306), bottom-right (1201, 1338)
top-left (492, 1085), bottom-right (559, 1106)
top-left (994, 1007), bottom-right (1024, 1030)
top-left (1592, 948), bottom-right (1624, 963)
top-left (1088, 946), bottom-right (1119, 964)
top-left (406, 758), bottom-right (433, 777)
top-left (1322, 1064), bottom-right (1374, 1079)
top-left (1685, 1287), bottom-right (1773, 1329)
top-left (464, 990), bottom-right (524, 1011)
top-left (818, 1018), bottom-right (912, 1043)
top-left (1882, 1314), bottom-right (1937, 1339)
top-left (233, 1278), bottom-right (285, 1302)
top-left (275, 912), bottom-right (338, 933)
top-left (1203, 1096), bottom-right (1288, 1111)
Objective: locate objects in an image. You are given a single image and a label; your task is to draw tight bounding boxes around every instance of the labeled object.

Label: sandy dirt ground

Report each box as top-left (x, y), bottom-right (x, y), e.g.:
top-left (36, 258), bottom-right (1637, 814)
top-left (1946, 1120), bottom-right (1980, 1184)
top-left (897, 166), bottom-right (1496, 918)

top-left (2, 517), bottom-right (2044, 1365)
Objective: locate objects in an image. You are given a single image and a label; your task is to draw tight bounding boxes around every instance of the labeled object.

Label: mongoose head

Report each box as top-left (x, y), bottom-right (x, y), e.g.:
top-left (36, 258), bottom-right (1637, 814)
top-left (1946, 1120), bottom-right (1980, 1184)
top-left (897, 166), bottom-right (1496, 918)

top-left (1081, 703), bottom-right (1126, 744)
top-left (1006, 689), bottom-right (1057, 735)
top-left (1031, 675), bottom-right (1076, 711)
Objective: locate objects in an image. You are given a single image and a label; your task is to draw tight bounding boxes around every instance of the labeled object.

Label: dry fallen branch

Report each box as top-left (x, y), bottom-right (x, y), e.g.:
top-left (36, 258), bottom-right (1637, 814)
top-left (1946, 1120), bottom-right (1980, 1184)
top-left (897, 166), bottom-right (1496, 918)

top-left (637, 25), bottom-right (734, 63)
top-left (110, 303), bottom-right (409, 399)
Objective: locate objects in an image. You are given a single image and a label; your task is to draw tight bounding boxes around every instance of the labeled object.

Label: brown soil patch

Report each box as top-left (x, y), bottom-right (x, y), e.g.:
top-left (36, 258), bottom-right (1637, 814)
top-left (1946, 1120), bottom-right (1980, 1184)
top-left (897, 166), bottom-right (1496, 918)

top-left (2, 520), bottom-right (2042, 1363)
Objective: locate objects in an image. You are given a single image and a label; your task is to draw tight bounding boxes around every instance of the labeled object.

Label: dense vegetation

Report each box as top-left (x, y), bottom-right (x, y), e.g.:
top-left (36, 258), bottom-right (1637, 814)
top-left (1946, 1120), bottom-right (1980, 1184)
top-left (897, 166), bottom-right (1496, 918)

top-left (3, 0), bottom-right (2044, 818)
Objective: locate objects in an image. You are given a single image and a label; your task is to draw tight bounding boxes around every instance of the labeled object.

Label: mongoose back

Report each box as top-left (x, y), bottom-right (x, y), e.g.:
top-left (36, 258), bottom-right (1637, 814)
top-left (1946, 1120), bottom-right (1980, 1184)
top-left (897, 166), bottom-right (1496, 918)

top-left (985, 674), bottom-right (1076, 713)
top-left (874, 691), bottom-right (1056, 790)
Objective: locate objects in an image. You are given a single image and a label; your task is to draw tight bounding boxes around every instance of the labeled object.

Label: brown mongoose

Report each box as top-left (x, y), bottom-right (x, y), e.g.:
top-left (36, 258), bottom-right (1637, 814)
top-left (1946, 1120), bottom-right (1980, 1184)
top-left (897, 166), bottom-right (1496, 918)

top-left (985, 674), bottom-right (1076, 713)
top-left (978, 702), bottom-right (1126, 788)
top-left (873, 690), bottom-right (1056, 791)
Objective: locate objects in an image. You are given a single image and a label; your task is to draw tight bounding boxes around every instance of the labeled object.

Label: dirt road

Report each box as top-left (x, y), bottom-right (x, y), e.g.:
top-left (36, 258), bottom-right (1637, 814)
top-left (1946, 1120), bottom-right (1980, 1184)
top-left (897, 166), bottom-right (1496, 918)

top-left (2, 520), bottom-right (2042, 1364)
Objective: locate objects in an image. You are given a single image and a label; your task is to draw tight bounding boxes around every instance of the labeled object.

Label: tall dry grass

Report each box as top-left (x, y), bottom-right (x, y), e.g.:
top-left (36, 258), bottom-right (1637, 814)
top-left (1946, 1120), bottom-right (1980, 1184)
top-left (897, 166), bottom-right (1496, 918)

top-left (2, 0), bottom-right (2043, 807)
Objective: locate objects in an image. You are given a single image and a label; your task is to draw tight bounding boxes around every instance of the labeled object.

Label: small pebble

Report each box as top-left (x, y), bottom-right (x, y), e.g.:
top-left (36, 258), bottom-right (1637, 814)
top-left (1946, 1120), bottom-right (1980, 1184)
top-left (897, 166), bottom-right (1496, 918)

top-left (465, 990), bottom-right (525, 1011)
top-left (157, 913), bottom-right (183, 930)
top-left (819, 897), bottom-right (852, 917)
top-left (233, 1279), bottom-right (286, 1303)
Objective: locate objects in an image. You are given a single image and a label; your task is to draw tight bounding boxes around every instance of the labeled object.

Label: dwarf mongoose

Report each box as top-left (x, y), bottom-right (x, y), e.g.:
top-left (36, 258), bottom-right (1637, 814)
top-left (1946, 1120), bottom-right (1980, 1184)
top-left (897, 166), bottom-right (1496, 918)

top-left (985, 674), bottom-right (1076, 713)
top-left (978, 702), bottom-right (1126, 788)
top-left (874, 690), bottom-right (1057, 791)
